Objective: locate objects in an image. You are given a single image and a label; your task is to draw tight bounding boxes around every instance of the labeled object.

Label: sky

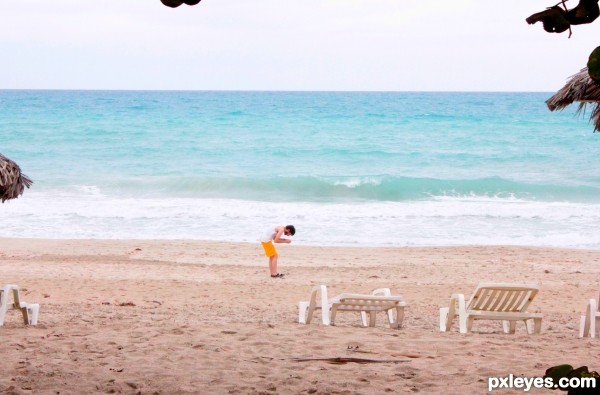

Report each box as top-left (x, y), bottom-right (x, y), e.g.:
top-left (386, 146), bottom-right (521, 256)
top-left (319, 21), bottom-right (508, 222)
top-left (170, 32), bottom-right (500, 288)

top-left (1, 0), bottom-right (600, 92)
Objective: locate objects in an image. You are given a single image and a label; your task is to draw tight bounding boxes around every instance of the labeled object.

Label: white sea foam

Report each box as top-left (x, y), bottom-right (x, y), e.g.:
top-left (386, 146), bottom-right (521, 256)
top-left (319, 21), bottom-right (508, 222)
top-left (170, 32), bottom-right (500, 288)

top-left (331, 176), bottom-right (383, 188)
top-left (2, 190), bottom-right (599, 249)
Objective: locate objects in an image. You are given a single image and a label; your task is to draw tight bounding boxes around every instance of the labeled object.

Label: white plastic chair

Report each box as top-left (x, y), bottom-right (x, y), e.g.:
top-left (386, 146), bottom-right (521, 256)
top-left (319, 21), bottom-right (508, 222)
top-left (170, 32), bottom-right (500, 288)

top-left (298, 285), bottom-right (407, 328)
top-left (439, 283), bottom-right (542, 334)
top-left (0, 284), bottom-right (40, 326)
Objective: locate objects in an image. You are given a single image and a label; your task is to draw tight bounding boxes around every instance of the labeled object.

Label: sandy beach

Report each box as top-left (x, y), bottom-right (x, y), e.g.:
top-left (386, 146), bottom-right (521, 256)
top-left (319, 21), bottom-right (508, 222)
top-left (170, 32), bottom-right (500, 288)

top-left (1, 238), bottom-right (599, 394)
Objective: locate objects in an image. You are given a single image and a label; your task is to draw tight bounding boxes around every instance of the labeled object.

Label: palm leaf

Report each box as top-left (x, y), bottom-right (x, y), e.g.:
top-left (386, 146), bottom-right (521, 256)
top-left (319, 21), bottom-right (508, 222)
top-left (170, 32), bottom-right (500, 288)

top-left (0, 154), bottom-right (33, 203)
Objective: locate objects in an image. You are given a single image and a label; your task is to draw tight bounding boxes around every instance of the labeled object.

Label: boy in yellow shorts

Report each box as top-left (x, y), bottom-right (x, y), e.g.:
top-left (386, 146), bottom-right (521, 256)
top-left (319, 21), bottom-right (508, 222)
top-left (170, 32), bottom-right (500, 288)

top-left (260, 225), bottom-right (295, 278)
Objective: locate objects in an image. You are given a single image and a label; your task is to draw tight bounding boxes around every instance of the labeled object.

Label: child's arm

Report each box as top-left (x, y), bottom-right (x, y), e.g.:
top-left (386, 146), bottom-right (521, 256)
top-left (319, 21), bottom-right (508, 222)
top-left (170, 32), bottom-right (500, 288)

top-left (273, 227), bottom-right (291, 244)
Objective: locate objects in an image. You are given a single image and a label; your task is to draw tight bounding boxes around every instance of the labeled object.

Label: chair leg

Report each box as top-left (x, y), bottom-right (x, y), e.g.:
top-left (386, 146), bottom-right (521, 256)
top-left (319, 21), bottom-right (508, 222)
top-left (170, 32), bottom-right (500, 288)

top-left (298, 301), bottom-right (309, 324)
top-left (589, 300), bottom-right (597, 338)
top-left (523, 318), bottom-right (541, 335)
top-left (318, 286), bottom-right (330, 325)
top-left (580, 314), bottom-right (588, 338)
top-left (387, 308), bottom-right (395, 327)
top-left (30, 304), bottom-right (39, 325)
top-left (466, 316), bottom-right (474, 333)
top-left (441, 297), bottom-right (467, 333)
top-left (581, 298), bottom-right (597, 338)
top-left (595, 315), bottom-right (600, 338)
top-left (304, 285), bottom-right (330, 326)
top-left (394, 307), bottom-right (405, 329)
top-left (439, 307), bottom-right (449, 332)
top-left (508, 321), bottom-right (516, 334)
top-left (454, 294), bottom-right (468, 334)
top-left (330, 305), bottom-right (338, 326)
top-left (0, 290), bottom-right (7, 327)
top-left (360, 311), bottom-right (368, 327)
top-left (533, 318), bottom-right (542, 334)
top-left (368, 311), bottom-right (376, 327)
top-left (0, 285), bottom-right (21, 326)
top-left (503, 321), bottom-right (520, 334)
top-left (19, 304), bottom-right (29, 325)
top-left (387, 309), bottom-right (398, 329)
top-left (306, 302), bottom-right (316, 324)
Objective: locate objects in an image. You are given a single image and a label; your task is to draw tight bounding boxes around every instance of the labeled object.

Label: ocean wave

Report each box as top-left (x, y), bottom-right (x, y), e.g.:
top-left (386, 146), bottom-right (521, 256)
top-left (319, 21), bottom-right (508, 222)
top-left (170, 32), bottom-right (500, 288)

top-left (36, 175), bottom-right (600, 203)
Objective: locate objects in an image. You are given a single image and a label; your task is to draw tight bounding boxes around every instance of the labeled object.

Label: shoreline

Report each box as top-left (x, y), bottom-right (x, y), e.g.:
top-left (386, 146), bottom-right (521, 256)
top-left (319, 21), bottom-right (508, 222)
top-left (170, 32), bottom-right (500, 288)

top-left (2, 236), bottom-right (599, 256)
top-left (1, 238), bottom-right (599, 393)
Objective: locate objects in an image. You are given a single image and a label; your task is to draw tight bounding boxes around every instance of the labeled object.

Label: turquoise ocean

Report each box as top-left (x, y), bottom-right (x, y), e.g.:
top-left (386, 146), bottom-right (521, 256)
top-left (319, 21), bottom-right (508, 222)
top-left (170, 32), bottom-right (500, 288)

top-left (2, 90), bottom-right (600, 248)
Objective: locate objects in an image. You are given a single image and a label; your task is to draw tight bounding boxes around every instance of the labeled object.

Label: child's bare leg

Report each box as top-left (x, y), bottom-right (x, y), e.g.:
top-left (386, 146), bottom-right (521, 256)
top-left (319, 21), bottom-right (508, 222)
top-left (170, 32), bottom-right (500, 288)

top-left (269, 254), bottom-right (279, 275)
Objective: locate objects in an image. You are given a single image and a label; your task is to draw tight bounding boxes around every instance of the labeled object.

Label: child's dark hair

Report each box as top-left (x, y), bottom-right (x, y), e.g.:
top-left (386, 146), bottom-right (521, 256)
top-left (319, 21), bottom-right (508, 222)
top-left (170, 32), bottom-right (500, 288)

top-left (285, 225), bottom-right (296, 236)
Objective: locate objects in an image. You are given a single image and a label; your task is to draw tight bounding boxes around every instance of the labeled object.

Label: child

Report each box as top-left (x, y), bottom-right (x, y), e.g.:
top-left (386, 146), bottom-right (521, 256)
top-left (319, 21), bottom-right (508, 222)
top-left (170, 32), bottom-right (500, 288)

top-left (260, 225), bottom-right (295, 278)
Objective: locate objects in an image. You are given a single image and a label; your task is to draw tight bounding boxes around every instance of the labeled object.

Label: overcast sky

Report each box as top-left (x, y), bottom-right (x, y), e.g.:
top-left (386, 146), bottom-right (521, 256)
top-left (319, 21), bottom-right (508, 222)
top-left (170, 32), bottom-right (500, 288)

top-left (2, 0), bottom-right (600, 91)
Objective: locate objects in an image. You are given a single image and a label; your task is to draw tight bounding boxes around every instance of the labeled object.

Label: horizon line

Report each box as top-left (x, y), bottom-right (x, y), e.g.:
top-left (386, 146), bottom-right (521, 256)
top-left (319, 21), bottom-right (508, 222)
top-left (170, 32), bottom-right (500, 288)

top-left (0, 88), bottom-right (555, 94)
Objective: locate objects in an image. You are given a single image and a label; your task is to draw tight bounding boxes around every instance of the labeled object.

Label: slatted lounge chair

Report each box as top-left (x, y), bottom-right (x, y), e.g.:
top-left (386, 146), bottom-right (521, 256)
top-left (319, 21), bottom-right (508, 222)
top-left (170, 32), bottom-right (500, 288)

top-left (298, 285), bottom-right (407, 328)
top-left (0, 284), bottom-right (40, 326)
top-left (579, 290), bottom-right (600, 338)
top-left (439, 283), bottom-right (542, 334)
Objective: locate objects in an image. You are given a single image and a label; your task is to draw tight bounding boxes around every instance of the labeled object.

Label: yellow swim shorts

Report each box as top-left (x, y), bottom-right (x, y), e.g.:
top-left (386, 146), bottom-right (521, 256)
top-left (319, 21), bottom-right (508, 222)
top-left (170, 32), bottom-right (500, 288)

top-left (261, 241), bottom-right (277, 257)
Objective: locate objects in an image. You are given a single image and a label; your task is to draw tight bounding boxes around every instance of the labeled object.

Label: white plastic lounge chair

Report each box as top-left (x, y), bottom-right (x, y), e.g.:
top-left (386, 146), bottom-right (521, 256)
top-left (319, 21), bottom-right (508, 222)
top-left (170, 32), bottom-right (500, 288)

top-left (439, 283), bottom-right (542, 334)
top-left (0, 284), bottom-right (40, 326)
top-left (579, 290), bottom-right (600, 338)
top-left (298, 285), bottom-right (407, 328)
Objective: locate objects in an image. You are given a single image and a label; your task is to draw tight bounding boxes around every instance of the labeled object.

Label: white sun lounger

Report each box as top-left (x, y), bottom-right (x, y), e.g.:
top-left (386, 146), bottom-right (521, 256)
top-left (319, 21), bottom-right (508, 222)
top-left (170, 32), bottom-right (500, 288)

top-left (298, 285), bottom-right (407, 328)
top-left (0, 284), bottom-right (40, 326)
top-left (579, 290), bottom-right (600, 338)
top-left (439, 283), bottom-right (542, 334)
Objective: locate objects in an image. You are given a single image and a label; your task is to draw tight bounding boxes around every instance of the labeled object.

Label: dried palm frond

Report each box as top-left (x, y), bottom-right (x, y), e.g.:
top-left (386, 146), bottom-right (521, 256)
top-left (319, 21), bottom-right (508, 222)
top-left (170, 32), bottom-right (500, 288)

top-left (0, 154), bottom-right (33, 203)
top-left (546, 67), bottom-right (600, 131)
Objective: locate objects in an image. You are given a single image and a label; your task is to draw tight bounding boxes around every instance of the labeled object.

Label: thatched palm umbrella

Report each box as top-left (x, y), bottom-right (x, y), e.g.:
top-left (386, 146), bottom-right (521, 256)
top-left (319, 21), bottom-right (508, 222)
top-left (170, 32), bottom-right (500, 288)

top-left (546, 67), bottom-right (600, 131)
top-left (160, 0), bottom-right (201, 8)
top-left (0, 154), bottom-right (32, 203)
